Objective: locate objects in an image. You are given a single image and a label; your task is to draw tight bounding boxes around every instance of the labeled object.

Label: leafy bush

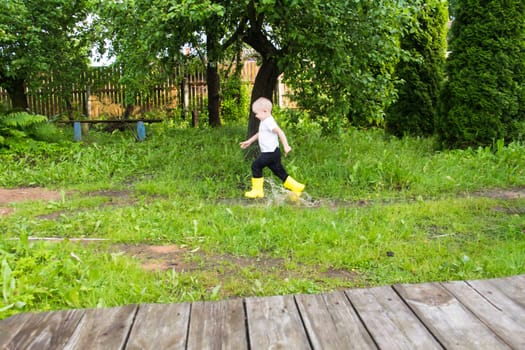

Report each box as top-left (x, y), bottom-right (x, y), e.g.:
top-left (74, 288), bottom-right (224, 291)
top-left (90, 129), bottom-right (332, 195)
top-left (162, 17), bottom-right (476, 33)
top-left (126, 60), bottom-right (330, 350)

top-left (0, 107), bottom-right (67, 148)
top-left (437, 0), bottom-right (525, 148)
top-left (220, 77), bottom-right (250, 123)
top-left (385, 0), bottom-right (448, 137)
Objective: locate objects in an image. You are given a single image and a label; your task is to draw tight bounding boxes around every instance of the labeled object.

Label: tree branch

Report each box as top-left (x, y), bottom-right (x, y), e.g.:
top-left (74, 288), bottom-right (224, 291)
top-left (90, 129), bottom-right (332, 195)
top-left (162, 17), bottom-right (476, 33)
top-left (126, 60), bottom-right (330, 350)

top-left (221, 17), bottom-right (248, 51)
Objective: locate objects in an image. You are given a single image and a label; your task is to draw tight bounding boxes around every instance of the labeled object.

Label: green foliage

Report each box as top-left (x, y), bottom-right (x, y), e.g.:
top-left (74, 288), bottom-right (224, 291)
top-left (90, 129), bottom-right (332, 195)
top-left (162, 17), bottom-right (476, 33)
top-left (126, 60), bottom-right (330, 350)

top-left (1, 112), bottom-right (47, 129)
top-left (220, 77), bottom-right (251, 123)
top-left (96, 0), bottom-right (215, 105)
top-left (437, 0), bottom-right (525, 148)
top-left (97, 0), bottom-right (418, 129)
top-left (0, 0), bottom-right (94, 109)
top-left (0, 110), bottom-right (66, 148)
top-left (273, 0), bottom-right (417, 128)
top-left (385, 0), bottom-right (448, 137)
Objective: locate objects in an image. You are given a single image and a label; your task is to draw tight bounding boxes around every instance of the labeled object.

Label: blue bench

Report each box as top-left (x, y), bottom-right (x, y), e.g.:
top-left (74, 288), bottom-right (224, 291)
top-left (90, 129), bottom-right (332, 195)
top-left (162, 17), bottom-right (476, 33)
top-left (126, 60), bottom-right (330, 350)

top-left (59, 119), bottom-right (163, 141)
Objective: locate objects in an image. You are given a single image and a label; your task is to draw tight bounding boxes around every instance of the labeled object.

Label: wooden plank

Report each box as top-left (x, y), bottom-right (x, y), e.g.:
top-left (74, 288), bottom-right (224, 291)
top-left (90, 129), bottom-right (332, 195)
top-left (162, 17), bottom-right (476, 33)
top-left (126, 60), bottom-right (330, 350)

top-left (63, 304), bottom-right (137, 350)
top-left (186, 298), bottom-right (247, 350)
top-left (295, 291), bottom-right (377, 349)
top-left (394, 282), bottom-right (511, 349)
top-left (485, 274), bottom-right (525, 307)
top-left (346, 286), bottom-right (442, 350)
top-left (126, 303), bottom-right (191, 350)
top-left (469, 276), bottom-right (525, 315)
top-left (1, 276), bottom-right (522, 349)
top-left (0, 312), bottom-right (40, 346)
top-left (1, 309), bottom-right (84, 349)
top-left (245, 295), bottom-right (311, 350)
top-left (443, 280), bottom-right (525, 349)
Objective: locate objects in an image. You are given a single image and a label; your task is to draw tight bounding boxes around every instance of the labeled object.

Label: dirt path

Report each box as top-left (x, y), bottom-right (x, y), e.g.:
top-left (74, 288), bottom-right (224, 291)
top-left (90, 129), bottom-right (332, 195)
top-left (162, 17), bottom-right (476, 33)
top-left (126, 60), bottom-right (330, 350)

top-left (1, 186), bottom-right (523, 274)
top-left (0, 188), bottom-right (63, 204)
top-left (0, 188), bottom-right (64, 216)
top-left (1, 186), bottom-right (524, 212)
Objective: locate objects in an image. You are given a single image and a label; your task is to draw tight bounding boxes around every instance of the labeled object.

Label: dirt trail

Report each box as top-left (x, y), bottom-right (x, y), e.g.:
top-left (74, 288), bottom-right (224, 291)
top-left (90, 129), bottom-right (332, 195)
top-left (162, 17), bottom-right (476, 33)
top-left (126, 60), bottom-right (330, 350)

top-left (0, 188), bottom-right (63, 204)
top-left (1, 186), bottom-right (523, 274)
top-left (0, 188), bottom-right (64, 216)
top-left (1, 186), bottom-right (524, 213)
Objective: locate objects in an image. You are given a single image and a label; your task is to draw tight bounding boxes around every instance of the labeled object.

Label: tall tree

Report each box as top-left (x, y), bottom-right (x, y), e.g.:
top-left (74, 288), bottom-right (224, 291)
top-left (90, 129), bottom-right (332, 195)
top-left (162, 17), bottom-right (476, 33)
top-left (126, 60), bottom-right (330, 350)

top-left (241, 0), bottom-right (413, 136)
top-left (98, 0), bottom-right (239, 126)
top-left (385, 0), bottom-right (449, 137)
top-left (0, 0), bottom-right (93, 111)
top-left (437, 0), bottom-right (525, 147)
top-left (97, 0), bottom-right (412, 133)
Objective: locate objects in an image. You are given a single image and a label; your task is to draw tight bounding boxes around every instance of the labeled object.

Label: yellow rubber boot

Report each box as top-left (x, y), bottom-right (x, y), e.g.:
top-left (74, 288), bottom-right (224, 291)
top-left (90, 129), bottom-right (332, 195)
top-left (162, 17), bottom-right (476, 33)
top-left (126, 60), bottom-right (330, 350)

top-left (284, 176), bottom-right (305, 194)
top-left (245, 177), bottom-right (264, 198)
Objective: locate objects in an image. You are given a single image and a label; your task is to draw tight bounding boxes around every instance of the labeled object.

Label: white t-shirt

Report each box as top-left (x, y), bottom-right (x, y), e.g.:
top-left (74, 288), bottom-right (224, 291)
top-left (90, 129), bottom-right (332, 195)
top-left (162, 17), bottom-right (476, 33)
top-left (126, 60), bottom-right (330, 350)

top-left (258, 116), bottom-right (279, 152)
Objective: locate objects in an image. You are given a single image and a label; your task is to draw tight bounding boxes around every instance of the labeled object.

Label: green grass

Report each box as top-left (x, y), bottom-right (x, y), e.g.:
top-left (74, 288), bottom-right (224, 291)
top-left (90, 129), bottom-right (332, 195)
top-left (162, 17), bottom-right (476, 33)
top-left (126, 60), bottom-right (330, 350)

top-left (1, 123), bottom-right (524, 319)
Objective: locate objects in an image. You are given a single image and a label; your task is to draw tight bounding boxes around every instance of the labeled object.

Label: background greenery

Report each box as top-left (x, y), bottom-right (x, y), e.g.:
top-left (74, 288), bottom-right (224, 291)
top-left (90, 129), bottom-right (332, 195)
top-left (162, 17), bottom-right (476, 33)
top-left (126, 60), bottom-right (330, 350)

top-left (3, 1), bottom-right (523, 147)
top-left (438, 0), bottom-right (525, 147)
top-left (385, 0), bottom-right (448, 138)
top-left (1, 119), bottom-right (524, 319)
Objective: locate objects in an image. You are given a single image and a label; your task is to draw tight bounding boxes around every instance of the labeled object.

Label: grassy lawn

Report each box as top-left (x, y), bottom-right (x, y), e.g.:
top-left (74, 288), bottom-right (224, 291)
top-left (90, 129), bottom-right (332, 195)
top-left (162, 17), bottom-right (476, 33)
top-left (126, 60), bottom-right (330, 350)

top-left (1, 123), bottom-right (524, 319)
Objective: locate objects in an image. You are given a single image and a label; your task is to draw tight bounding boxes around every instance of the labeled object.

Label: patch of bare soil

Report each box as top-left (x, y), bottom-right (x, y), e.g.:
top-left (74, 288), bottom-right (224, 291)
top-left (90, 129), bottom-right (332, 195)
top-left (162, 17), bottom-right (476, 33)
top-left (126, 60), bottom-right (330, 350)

top-left (0, 187), bottom-right (63, 216)
top-left (0, 187), bottom-right (63, 204)
top-left (471, 188), bottom-right (525, 199)
top-left (112, 243), bottom-right (358, 282)
top-left (0, 188), bottom-right (139, 217)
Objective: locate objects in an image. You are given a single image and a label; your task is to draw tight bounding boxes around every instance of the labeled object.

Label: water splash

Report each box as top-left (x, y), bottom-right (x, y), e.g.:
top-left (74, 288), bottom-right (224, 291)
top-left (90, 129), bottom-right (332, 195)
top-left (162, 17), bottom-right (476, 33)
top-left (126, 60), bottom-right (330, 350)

top-left (264, 178), bottom-right (317, 207)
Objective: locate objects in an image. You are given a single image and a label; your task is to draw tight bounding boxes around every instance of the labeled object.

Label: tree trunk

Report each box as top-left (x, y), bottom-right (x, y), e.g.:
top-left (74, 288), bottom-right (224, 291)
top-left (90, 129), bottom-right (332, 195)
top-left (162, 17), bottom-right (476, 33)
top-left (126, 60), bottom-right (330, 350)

top-left (5, 79), bottom-right (28, 111)
top-left (247, 57), bottom-right (281, 138)
top-left (206, 28), bottom-right (222, 128)
top-left (65, 98), bottom-right (73, 120)
top-left (207, 62), bottom-right (221, 127)
top-left (123, 104), bottom-right (134, 119)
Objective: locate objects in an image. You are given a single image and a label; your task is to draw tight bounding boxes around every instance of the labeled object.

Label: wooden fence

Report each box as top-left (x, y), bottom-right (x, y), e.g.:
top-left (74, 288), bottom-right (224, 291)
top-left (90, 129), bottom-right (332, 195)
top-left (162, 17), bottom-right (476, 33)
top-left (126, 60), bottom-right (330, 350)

top-left (0, 61), bottom-right (293, 119)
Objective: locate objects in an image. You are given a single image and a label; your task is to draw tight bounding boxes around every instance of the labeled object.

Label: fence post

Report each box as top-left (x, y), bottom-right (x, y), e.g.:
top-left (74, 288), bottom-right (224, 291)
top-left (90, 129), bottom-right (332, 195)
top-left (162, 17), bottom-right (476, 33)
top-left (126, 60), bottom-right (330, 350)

top-left (86, 85), bottom-right (91, 118)
top-left (191, 110), bottom-right (199, 128)
top-left (136, 121), bottom-right (146, 141)
top-left (183, 76), bottom-right (190, 119)
top-left (74, 122), bottom-right (82, 141)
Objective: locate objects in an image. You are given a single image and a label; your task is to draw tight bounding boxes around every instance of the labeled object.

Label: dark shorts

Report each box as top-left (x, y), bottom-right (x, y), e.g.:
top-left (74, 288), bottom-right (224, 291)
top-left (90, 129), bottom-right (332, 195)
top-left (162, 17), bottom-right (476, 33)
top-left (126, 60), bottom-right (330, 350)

top-left (251, 148), bottom-right (288, 181)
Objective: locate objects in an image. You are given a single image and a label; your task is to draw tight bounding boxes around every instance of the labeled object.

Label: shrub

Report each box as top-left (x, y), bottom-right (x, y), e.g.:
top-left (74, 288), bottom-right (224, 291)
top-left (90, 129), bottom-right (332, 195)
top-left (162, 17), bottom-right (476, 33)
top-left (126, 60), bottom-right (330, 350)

top-left (385, 0), bottom-right (448, 137)
top-left (220, 76), bottom-right (250, 123)
top-left (437, 0), bottom-right (525, 148)
top-left (0, 107), bottom-right (66, 149)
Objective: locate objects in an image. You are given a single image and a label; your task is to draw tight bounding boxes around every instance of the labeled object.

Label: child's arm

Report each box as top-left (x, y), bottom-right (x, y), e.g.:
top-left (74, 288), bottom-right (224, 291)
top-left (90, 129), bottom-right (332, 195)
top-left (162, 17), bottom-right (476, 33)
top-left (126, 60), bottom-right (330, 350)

top-left (273, 127), bottom-right (292, 155)
top-left (240, 133), bottom-right (259, 149)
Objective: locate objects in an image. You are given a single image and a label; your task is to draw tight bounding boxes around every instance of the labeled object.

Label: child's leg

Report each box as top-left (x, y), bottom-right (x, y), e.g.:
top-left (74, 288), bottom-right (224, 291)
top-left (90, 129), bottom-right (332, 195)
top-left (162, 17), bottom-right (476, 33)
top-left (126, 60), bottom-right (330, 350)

top-left (268, 149), bottom-right (305, 193)
top-left (252, 151), bottom-right (284, 178)
top-left (267, 148), bottom-right (305, 195)
top-left (251, 157), bottom-right (265, 178)
top-left (245, 156), bottom-right (266, 198)
top-left (266, 149), bottom-right (288, 182)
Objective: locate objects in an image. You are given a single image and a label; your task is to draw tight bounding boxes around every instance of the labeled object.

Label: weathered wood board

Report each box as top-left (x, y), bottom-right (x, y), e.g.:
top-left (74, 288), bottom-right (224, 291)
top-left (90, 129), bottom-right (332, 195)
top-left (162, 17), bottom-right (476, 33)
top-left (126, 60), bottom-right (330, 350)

top-left (346, 286), bottom-right (443, 349)
top-left (245, 295), bottom-right (311, 349)
top-left (393, 282), bottom-right (512, 349)
top-left (0, 275), bottom-right (523, 350)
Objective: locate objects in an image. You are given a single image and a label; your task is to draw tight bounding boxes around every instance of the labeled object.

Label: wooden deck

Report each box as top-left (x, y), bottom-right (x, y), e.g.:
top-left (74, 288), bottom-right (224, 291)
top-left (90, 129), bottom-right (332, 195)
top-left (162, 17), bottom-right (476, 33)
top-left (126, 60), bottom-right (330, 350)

top-left (1, 274), bottom-right (524, 349)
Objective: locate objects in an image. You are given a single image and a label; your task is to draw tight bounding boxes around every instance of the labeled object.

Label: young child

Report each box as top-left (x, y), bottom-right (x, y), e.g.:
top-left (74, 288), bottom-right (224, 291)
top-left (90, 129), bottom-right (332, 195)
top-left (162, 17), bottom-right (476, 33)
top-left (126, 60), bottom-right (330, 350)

top-left (240, 97), bottom-right (305, 198)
